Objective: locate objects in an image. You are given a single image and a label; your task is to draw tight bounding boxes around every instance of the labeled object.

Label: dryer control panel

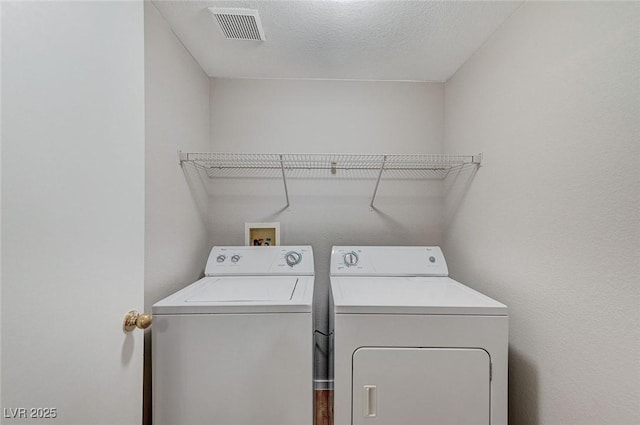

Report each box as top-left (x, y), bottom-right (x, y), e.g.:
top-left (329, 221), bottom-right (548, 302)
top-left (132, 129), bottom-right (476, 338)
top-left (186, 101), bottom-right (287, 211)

top-left (330, 246), bottom-right (448, 276)
top-left (205, 246), bottom-right (314, 276)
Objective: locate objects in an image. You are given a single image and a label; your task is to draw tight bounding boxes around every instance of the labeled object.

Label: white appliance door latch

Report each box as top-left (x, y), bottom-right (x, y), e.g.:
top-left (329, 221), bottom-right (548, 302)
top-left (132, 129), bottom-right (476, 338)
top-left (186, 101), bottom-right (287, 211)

top-left (363, 385), bottom-right (377, 418)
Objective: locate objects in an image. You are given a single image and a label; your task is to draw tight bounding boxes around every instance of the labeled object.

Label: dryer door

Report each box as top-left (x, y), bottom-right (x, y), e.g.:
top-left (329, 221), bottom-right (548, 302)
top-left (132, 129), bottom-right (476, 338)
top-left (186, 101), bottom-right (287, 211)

top-left (352, 347), bottom-right (490, 425)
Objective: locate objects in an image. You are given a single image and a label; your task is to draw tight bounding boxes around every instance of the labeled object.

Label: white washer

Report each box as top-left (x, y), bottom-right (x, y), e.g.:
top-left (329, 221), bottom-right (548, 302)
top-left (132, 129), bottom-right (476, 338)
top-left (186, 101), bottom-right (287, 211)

top-left (153, 246), bottom-right (314, 425)
top-left (330, 246), bottom-right (508, 425)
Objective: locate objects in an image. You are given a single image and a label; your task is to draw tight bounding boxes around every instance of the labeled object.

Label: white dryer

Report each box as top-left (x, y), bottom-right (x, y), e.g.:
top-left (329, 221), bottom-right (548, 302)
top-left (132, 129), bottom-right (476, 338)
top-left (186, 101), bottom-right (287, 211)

top-left (330, 246), bottom-right (508, 425)
top-left (153, 246), bottom-right (314, 425)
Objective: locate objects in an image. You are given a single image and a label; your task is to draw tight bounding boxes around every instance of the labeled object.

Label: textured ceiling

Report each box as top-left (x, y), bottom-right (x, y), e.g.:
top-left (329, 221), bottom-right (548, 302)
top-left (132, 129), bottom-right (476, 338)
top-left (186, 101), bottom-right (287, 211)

top-left (152, 0), bottom-right (524, 82)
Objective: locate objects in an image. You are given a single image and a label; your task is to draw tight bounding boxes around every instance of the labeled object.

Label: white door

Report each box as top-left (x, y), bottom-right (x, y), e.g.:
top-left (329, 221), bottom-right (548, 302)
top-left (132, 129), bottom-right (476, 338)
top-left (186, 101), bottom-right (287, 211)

top-left (1, 2), bottom-right (145, 424)
top-left (352, 347), bottom-right (491, 425)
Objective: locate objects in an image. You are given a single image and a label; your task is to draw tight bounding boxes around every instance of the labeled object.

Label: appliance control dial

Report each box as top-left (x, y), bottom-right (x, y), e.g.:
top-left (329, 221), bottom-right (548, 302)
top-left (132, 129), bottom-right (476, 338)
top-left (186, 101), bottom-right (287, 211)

top-left (230, 254), bottom-right (241, 263)
top-left (285, 251), bottom-right (302, 267)
top-left (216, 255), bottom-right (226, 263)
top-left (343, 251), bottom-right (359, 267)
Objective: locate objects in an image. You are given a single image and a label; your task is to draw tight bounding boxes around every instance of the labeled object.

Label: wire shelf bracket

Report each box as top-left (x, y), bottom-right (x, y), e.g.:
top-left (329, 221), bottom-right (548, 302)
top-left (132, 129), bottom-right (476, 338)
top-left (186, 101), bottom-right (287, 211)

top-left (370, 155), bottom-right (387, 209)
top-left (279, 154), bottom-right (290, 208)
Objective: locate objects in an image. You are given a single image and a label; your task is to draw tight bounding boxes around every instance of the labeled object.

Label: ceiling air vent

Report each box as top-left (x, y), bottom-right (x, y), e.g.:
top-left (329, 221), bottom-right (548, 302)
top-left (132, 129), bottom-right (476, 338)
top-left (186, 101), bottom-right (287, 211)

top-left (208, 7), bottom-right (266, 41)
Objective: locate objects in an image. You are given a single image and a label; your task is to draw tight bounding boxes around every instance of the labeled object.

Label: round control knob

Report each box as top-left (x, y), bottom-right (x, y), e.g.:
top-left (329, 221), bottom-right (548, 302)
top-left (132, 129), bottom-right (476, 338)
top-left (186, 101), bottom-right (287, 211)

top-left (216, 255), bottom-right (226, 263)
top-left (343, 251), bottom-right (359, 267)
top-left (429, 256), bottom-right (436, 263)
top-left (285, 251), bottom-right (302, 267)
top-left (231, 254), bottom-right (241, 263)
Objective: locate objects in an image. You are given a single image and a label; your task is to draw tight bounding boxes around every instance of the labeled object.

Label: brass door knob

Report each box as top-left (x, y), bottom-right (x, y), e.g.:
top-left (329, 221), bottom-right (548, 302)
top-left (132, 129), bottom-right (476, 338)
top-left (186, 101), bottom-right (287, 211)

top-left (123, 310), bottom-right (153, 332)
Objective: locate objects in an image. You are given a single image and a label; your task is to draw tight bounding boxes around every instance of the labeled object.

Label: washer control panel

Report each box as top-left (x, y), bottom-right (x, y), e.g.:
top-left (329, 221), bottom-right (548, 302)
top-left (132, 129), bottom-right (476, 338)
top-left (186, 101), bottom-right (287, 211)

top-left (330, 246), bottom-right (448, 276)
top-left (205, 246), bottom-right (314, 276)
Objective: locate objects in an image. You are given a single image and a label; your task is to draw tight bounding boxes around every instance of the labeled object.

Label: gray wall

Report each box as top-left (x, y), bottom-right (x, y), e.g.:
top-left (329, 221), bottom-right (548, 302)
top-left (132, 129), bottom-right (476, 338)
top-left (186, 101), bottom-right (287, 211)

top-left (144, 3), bottom-right (211, 423)
top-left (144, 0), bottom-right (210, 318)
top-left (208, 78), bottom-right (445, 379)
top-left (443, 2), bottom-right (640, 424)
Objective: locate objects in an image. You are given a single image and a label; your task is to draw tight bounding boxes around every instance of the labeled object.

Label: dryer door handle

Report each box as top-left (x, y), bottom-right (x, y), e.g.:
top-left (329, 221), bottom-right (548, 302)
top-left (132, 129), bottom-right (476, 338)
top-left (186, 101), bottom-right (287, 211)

top-left (363, 385), bottom-right (377, 418)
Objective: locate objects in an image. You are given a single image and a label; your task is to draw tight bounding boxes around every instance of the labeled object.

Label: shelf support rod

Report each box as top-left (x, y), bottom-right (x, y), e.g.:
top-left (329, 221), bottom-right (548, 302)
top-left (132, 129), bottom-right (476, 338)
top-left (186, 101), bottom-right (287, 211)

top-left (280, 154), bottom-right (290, 208)
top-left (370, 155), bottom-right (387, 209)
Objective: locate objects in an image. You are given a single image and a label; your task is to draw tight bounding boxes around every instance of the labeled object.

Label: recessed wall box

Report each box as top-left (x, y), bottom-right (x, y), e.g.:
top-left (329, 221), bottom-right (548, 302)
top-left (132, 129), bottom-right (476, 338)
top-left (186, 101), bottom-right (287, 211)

top-left (245, 222), bottom-right (280, 246)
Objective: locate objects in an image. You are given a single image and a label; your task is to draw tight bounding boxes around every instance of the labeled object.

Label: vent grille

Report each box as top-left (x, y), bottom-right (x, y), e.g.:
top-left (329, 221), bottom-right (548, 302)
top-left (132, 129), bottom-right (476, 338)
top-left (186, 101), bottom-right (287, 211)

top-left (209, 8), bottom-right (266, 41)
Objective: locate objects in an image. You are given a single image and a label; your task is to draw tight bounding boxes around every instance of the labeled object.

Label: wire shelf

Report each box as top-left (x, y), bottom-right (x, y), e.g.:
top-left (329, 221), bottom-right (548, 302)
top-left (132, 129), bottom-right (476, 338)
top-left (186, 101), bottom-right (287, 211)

top-left (181, 152), bottom-right (477, 171)
top-left (179, 152), bottom-right (482, 208)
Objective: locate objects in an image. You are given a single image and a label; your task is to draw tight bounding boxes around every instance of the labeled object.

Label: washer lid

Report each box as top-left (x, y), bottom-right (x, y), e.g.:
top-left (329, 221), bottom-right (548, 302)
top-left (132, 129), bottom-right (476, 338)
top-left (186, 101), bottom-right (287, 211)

top-left (187, 277), bottom-right (297, 302)
top-left (153, 276), bottom-right (314, 314)
top-left (331, 276), bottom-right (507, 315)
